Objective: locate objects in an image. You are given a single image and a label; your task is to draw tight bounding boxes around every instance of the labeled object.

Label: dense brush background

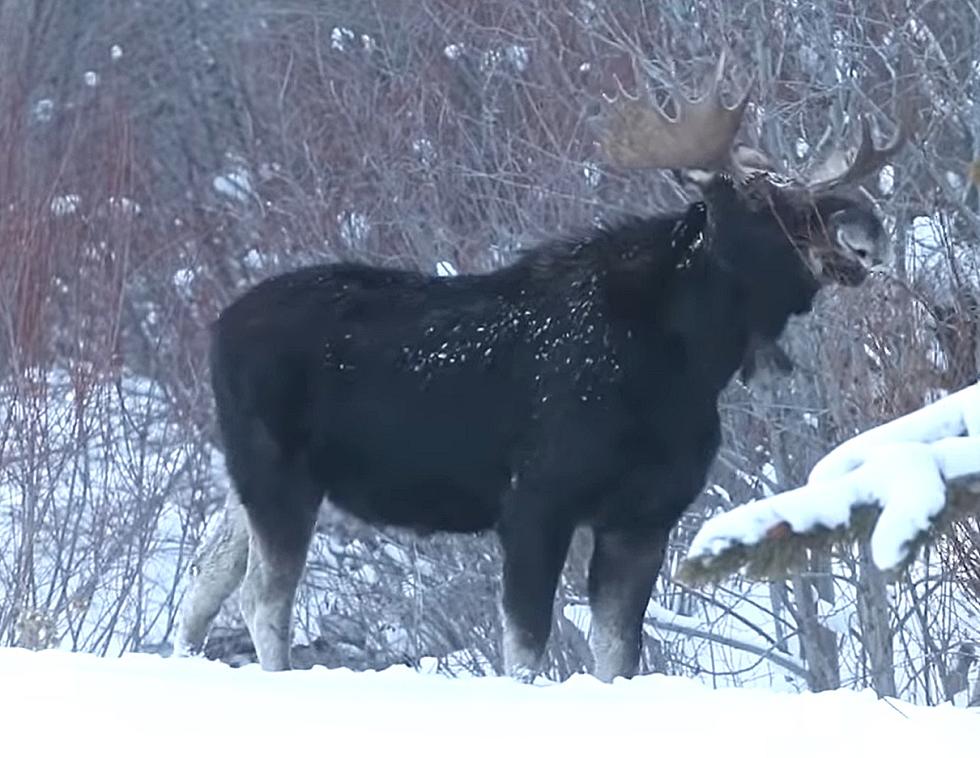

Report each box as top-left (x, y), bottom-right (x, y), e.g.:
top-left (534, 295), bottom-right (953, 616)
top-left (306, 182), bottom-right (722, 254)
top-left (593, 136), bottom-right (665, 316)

top-left (0, 0), bottom-right (978, 703)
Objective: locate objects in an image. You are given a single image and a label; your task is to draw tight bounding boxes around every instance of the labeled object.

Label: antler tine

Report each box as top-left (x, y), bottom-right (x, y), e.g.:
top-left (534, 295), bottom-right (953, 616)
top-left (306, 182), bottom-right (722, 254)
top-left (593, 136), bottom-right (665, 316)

top-left (594, 53), bottom-right (751, 172)
top-left (602, 71), bottom-right (641, 104)
top-left (805, 116), bottom-right (905, 192)
top-left (705, 50), bottom-right (728, 103)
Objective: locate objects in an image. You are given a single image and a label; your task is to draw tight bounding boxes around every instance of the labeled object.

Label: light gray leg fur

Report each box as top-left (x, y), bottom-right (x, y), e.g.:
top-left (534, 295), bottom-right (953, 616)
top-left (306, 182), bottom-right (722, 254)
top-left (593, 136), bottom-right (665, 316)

top-left (501, 605), bottom-right (542, 683)
top-left (239, 526), bottom-right (309, 672)
top-left (175, 491), bottom-right (249, 657)
top-left (589, 598), bottom-right (638, 683)
top-left (587, 527), bottom-right (667, 682)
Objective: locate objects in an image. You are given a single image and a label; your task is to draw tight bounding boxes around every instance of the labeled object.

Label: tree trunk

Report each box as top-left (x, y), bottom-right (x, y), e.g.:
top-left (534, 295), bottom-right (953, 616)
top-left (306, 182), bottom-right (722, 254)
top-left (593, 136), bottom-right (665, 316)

top-left (791, 572), bottom-right (841, 692)
top-left (856, 542), bottom-right (896, 697)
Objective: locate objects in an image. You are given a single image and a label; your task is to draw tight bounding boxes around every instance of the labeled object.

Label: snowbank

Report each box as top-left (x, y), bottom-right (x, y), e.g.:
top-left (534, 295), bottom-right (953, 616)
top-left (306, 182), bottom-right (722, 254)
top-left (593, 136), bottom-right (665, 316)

top-left (1, 647), bottom-right (976, 756)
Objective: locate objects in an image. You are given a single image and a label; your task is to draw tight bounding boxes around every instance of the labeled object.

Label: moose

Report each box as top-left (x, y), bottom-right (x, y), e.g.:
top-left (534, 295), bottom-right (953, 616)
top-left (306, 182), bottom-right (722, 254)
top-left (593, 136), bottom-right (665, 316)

top-left (177, 57), bottom-right (902, 682)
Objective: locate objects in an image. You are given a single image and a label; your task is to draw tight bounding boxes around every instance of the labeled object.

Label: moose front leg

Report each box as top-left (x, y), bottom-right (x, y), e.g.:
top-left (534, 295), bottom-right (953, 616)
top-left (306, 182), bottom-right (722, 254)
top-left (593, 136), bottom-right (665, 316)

top-left (497, 503), bottom-right (575, 682)
top-left (587, 526), bottom-right (669, 682)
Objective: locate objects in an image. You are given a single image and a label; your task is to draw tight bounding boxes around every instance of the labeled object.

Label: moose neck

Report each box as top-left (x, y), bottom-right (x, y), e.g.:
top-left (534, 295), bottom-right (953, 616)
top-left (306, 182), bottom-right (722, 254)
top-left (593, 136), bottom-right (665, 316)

top-left (629, 209), bottom-right (821, 397)
top-left (702, 186), bottom-right (821, 334)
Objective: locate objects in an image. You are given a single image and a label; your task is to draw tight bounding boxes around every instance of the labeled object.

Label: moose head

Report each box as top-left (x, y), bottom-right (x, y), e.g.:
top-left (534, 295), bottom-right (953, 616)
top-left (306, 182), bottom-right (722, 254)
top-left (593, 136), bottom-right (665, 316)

top-left (594, 53), bottom-right (904, 300)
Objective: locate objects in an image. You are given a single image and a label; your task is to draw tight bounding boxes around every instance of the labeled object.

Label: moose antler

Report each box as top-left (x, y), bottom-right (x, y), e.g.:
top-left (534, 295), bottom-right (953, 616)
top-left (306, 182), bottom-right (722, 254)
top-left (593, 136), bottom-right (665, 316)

top-left (595, 52), bottom-right (753, 172)
top-left (803, 117), bottom-right (905, 192)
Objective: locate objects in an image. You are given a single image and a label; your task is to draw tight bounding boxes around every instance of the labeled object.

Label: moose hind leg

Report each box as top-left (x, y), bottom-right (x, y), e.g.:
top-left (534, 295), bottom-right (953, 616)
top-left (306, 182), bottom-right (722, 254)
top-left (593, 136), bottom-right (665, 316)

top-left (240, 513), bottom-right (319, 671)
top-left (498, 505), bottom-right (575, 682)
top-left (237, 460), bottom-right (322, 672)
top-left (587, 526), bottom-right (669, 682)
top-left (175, 490), bottom-right (250, 657)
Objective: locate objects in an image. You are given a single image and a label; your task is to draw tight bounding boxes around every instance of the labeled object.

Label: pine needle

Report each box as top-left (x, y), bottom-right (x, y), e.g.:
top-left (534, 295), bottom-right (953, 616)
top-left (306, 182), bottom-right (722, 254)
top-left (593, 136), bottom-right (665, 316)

top-left (676, 474), bottom-right (980, 586)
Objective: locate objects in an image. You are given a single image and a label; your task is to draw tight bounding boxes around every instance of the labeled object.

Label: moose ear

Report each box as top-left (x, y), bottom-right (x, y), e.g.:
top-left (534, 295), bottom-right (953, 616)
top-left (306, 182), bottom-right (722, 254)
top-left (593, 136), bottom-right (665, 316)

top-left (680, 145), bottom-right (779, 192)
top-left (731, 144), bottom-right (778, 173)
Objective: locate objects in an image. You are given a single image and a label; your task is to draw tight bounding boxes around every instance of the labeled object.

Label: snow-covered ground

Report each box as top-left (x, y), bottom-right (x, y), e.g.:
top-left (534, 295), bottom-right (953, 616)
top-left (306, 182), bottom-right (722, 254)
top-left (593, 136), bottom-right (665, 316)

top-left (1, 647), bottom-right (976, 755)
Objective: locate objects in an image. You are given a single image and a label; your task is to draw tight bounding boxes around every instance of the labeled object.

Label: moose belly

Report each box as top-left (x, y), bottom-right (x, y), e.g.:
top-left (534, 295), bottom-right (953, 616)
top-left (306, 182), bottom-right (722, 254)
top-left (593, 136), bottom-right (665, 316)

top-left (325, 469), bottom-right (504, 534)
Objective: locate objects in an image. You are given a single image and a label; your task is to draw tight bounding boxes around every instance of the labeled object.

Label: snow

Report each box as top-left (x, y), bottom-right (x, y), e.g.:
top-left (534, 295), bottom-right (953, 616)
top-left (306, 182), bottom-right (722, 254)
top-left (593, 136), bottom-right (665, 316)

top-left (31, 97), bottom-right (54, 124)
top-left (173, 266), bottom-right (197, 297)
top-left (1, 647), bottom-right (976, 755)
top-left (809, 383), bottom-right (980, 481)
top-left (688, 382), bottom-right (980, 571)
top-left (506, 44), bottom-right (530, 72)
top-left (879, 164), bottom-right (895, 194)
top-left (213, 166), bottom-right (254, 203)
top-left (338, 210), bottom-right (370, 248)
top-left (331, 26), bottom-right (355, 52)
top-left (436, 260), bottom-right (458, 277)
top-left (412, 137), bottom-right (435, 166)
top-left (582, 160), bottom-right (601, 188)
top-left (107, 195), bottom-right (142, 216)
top-left (50, 193), bottom-right (81, 216)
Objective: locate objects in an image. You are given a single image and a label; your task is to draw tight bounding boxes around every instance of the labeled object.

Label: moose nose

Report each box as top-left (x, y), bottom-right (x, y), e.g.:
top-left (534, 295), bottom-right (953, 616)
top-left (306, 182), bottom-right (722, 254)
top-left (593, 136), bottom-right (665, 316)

top-left (836, 225), bottom-right (890, 270)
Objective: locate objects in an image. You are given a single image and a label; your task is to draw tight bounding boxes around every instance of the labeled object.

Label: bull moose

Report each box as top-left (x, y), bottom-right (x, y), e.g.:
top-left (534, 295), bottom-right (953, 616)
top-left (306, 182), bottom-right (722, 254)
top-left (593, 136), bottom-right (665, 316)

top-left (177, 57), bottom-right (903, 682)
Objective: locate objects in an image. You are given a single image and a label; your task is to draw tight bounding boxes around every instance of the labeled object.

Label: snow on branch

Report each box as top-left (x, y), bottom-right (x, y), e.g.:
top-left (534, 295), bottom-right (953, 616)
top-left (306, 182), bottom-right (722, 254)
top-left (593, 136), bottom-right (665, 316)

top-left (678, 382), bottom-right (980, 586)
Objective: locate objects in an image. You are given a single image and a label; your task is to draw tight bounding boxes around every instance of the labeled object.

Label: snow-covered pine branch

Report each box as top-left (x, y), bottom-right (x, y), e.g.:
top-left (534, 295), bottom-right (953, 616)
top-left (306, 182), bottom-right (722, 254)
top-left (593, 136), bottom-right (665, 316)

top-left (678, 382), bottom-right (980, 585)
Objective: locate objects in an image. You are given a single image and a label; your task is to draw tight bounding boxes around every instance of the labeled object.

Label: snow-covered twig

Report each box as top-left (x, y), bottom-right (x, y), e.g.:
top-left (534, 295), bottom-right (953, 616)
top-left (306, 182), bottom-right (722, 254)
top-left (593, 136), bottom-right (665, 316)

top-left (678, 383), bottom-right (980, 586)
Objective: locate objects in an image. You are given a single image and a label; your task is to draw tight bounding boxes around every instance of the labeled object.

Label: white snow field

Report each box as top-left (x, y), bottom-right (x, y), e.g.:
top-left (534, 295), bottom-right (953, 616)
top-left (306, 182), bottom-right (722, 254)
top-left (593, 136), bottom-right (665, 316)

top-left (1, 647), bottom-right (976, 755)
